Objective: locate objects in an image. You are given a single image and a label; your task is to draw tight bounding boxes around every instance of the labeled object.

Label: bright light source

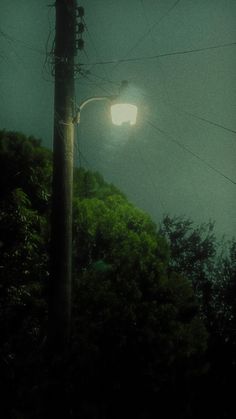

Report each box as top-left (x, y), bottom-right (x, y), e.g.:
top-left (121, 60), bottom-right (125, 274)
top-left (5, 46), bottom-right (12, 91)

top-left (110, 103), bottom-right (138, 126)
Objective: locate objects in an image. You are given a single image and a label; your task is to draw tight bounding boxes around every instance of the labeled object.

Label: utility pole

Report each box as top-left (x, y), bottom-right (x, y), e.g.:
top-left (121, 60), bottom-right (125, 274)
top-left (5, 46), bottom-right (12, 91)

top-left (49, 0), bottom-right (77, 351)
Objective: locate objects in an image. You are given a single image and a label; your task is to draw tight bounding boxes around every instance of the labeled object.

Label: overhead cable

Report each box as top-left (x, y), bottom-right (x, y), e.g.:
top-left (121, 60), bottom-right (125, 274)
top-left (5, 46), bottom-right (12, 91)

top-left (0, 28), bottom-right (46, 56)
top-left (2, 27), bottom-right (235, 66)
top-left (80, 41), bottom-right (236, 66)
top-left (153, 96), bottom-right (236, 136)
top-left (176, 109), bottom-right (236, 135)
top-left (126, 0), bottom-right (182, 59)
top-left (147, 119), bottom-right (236, 186)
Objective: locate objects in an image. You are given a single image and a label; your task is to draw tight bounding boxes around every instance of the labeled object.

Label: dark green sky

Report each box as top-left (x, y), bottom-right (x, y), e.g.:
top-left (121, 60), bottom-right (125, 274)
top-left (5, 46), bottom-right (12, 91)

top-left (1, 0), bottom-right (236, 237)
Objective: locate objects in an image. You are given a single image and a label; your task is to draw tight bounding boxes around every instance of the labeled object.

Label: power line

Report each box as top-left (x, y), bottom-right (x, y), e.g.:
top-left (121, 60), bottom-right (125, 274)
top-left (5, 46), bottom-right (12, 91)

top-left (2, 26), bottom-right (235, 69)
top-left (138, 2), bottom-right (205, 215)
top-left (110, 0), bottom-right (182, 75)
top-left (0, 28), bottom-right (46, 56)
top-left (41, 7), bottom-right (55, 83)
top-left (83, 21), bottom-right (112, 87)
top-left (175, 109), bottom-right (236, 135)
top-left (146, 119), bottom-right (236, 186)
top-left (0, 28), bottom-right (29, 69)
top-left (126, 0), bottom-right (182, 58)
top-left (80, 41), bottom-right (236, 66)
top-left (147, 91), bottom-right (236, 136)
top-left (76, 72), bottom-right (111, 95)
top-left (85, 71), bottom-right (120, 87)
top-left (139, 0), bottom-right (175, 109)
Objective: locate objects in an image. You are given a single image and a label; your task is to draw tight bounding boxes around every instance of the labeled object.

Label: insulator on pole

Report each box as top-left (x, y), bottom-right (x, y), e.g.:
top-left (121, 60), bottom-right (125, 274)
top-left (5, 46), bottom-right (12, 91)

top-left (76, 22), bottom-right (85, 33)
top-left (76, 39), bottom-right (84, 50)
top-left (76, 6), bottom-right (84, 17)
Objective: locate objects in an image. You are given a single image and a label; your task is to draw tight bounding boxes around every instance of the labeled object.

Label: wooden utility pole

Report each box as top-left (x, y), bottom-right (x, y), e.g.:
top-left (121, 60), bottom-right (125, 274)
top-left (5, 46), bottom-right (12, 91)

top-left (49, 0), bottom-right (77, 351)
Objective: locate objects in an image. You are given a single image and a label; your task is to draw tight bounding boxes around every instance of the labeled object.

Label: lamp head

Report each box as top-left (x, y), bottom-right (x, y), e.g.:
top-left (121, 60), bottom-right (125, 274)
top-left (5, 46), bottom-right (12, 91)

top-left (110, 103), bottom-right (138, 126)
top-left (110, 81), bottom-right (138, 126)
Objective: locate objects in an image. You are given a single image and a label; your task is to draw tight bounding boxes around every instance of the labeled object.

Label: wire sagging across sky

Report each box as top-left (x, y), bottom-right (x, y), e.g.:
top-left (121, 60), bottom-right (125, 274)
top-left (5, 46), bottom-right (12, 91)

top-left (0, 28), bottom-right (46, 56)
top-left (176, 109), bottom-right (236, 136)
top-left (122, 0), bottom-right (183, 60)
top-left (80, 41), bottom-right (236, 66)
top-left (146, 119), bottom-right (236, 186)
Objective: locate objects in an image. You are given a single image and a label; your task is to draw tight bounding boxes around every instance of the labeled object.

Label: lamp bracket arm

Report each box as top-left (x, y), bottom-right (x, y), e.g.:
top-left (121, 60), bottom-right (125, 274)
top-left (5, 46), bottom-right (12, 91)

top-left (74, 95), bottom-right (116, 124)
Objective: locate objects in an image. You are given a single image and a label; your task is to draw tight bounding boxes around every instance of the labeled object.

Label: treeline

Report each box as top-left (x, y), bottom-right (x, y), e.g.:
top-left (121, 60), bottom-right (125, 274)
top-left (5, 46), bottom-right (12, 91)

top-left (0, 131), bottom-right (235, 418)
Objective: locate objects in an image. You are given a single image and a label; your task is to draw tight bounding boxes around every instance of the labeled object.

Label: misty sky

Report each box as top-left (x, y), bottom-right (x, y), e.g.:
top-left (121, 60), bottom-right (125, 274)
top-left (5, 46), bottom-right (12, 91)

top-left (0, 0), bottom-right (236, 237)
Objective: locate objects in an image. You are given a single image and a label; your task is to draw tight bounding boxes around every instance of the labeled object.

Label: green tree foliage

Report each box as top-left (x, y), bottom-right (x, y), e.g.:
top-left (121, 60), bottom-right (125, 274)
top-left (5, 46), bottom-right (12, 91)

top-left (0, 132), bottom-right (50, 352)
top-left (0, 131), bottom-right (208, 419)
top-left (0, 131), bottom-right (51, 419)
top-left (159, 215), bottom-right (236, 418)
top-left (159, 216), bottom-right (218, 322)
top-left (0, 130), bottom-right (52, 212)
top-left (159, 215), bottom-right (236, 334)
top-left (71, 195), bottom-right (207, 418)
top-left (210, 240), bottom-right (236, 340)
top-left (159, 216), bottom-right (215, 283)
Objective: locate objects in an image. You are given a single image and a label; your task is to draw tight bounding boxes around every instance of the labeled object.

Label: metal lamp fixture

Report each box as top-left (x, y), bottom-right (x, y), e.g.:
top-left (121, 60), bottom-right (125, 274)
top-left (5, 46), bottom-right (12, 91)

top-left (75, 81), bottom-right (138, 126)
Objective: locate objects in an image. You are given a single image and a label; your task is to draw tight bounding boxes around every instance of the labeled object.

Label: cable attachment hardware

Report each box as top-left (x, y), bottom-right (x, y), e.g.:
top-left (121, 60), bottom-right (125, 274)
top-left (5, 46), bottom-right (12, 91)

top-left (76, 22), bottom-right (85, 34)
top-left (76, 39), bottom-right (84, 50)
top-left (75, 5), bottom-right (85, 51)
top-left (76, 6), bottom-right (84, 17)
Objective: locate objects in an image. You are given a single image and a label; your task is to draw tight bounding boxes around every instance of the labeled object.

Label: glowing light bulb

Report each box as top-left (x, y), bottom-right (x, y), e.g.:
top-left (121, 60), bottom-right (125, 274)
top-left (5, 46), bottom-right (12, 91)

top-left (110, 103), bottom-right (138, 126)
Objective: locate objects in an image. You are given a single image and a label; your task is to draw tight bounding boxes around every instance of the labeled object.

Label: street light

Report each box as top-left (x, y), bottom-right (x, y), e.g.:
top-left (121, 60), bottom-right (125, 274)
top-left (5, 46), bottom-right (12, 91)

top-left (75, 81), bottom-right (138, 126)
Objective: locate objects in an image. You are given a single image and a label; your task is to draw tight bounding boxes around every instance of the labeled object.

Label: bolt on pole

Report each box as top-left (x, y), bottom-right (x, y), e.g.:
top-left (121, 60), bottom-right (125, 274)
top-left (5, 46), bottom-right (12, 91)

top-left (49, 0), bottom-right (77, 351)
